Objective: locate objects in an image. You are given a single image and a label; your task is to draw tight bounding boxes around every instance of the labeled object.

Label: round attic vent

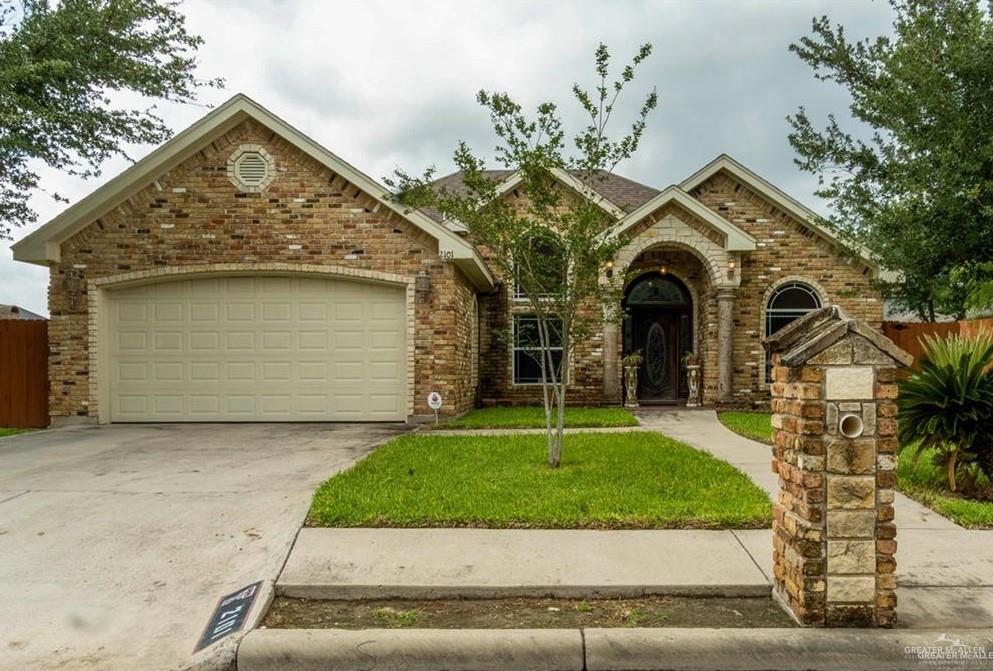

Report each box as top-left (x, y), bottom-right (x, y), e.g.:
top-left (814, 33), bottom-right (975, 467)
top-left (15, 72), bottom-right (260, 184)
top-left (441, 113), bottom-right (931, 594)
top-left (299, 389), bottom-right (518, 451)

top-left (227, 145), bottom-right (275, 192)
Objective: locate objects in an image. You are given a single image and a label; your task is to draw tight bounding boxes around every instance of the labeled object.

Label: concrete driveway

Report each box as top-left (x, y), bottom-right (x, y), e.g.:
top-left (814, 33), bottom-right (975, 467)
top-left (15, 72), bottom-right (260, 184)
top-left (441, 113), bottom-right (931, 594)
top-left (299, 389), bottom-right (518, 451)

top-left (0, 422), bottom-right (406, 671)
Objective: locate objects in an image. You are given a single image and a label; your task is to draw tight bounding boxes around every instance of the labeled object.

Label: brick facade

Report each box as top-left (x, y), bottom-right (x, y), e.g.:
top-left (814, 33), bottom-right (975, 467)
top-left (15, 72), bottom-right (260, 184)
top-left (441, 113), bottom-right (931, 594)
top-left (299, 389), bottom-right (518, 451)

top-left (691, 173), bottom-right (883, 405)
top-left (34, 100), bottom-right (886, 423)
top-left (47, 119), bottom-right (476, 421)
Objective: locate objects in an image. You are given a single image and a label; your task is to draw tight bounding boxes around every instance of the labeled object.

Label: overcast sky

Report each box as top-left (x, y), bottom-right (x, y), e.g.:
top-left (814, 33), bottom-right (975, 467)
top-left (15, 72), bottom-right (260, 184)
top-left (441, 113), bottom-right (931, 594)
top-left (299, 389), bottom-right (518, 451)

top-left (1, 0), bottom-right (896, 316)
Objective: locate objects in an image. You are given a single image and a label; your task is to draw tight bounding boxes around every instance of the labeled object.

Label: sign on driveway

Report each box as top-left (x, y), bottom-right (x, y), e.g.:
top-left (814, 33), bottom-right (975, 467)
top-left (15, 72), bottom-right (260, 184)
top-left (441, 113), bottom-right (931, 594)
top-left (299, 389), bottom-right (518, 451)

top-left (194, 581), bottom-right (263, 652)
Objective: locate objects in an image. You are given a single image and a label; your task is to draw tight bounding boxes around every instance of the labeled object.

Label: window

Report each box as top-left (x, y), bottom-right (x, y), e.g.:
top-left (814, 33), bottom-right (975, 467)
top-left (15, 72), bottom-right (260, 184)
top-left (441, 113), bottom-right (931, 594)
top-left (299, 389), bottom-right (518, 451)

top-left (765, 281), bottom-right (821, 382)
top-left (624, 274), bottom-right (690, 307)
top-left (513, 234), bottom-right (566, 301)
top-left (513, 314), bottom-right (564, 384)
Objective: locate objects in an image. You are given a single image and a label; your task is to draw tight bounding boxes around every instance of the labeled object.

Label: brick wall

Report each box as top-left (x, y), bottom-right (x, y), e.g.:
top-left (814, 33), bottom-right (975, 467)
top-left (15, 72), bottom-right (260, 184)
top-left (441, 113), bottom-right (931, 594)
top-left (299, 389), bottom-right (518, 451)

top-left (691, 172), bottom-right (884, 406)
top-left (767, 308), bottom-right (905, 627)
top-left (49, 119), bottom-right (472, 420)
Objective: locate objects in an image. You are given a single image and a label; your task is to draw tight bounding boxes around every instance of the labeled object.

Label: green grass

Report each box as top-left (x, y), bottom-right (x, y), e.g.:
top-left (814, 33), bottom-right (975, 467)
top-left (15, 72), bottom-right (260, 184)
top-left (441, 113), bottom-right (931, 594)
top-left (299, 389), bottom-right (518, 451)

top-left (717, 410), bottom-right (993, 528)
top-left (307, 431), bottom-right (772, 529)
top-left (0, 428), bottom-right (30, 438)
top-left (432, 406), bottom-right (639, 430)
top-left (897, 447), bottom-right (993, 528)
top-left (717, 411), bottom-right (773, 444)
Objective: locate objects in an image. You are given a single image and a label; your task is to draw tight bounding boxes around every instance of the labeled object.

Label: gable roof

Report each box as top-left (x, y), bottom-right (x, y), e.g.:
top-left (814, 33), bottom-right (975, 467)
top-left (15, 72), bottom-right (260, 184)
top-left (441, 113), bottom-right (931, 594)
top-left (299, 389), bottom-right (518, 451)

top-left (427, 156), bottom-right (891, 279)
top-left (611, 185), bottom-right (757, 251)
top-left (425, 168), bottom-right (659, 223)
top-left (681, 154), bottom-right (894, 280)
top-left (763, 305), bottom-right (912, 367)
top-left (11, 94), bottom-right (494, 290)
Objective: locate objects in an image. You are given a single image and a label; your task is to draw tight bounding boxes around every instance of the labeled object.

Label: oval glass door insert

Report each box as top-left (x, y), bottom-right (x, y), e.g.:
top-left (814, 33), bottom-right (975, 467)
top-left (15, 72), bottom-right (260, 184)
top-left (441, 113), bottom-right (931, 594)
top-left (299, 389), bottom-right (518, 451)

top-left (645, 322), bottom-right (666, 387)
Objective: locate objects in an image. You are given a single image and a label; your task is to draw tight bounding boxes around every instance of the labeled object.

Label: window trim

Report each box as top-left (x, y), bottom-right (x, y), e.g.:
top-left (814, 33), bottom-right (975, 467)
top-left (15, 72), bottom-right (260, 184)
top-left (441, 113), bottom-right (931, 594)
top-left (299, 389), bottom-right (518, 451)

top-left (762, 280), bottom-right (824, 384)
top-left (511, 313), bottom-right (565, 386)
top-left (512, 232), bottom-right (566, 302)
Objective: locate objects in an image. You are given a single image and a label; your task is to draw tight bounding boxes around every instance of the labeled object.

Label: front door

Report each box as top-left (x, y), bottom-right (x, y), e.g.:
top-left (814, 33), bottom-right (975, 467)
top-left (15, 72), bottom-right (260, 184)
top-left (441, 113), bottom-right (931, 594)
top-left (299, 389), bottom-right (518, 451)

top-left (633, 313), bottom-right (681, 401)
top-left (623, 273), bottom-right (693, 404)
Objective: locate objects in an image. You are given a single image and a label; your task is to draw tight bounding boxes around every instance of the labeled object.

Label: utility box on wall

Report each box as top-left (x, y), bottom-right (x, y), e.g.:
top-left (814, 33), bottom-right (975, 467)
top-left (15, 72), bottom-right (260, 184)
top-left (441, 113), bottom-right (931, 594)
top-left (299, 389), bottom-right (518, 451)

top-left (763, 306), bottom-right (912, 627)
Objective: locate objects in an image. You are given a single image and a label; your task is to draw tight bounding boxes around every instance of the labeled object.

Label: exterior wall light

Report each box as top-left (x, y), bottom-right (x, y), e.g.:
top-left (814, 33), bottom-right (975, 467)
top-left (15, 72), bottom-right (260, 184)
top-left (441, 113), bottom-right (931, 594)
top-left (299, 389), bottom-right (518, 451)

top-left (605, 260), bottom-right (614, 279)
top-left (659, 265), bottom-right (668, 275)
top-left (415, 270), bottom-right (431, 297)
top-left (727, 259), bottom-right (736, 280)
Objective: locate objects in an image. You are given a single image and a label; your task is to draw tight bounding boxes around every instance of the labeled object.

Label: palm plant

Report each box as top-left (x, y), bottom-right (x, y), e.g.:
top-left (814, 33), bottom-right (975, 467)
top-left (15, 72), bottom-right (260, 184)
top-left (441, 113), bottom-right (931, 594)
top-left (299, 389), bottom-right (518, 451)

top-left (897, 332), bottom-right (993, 492)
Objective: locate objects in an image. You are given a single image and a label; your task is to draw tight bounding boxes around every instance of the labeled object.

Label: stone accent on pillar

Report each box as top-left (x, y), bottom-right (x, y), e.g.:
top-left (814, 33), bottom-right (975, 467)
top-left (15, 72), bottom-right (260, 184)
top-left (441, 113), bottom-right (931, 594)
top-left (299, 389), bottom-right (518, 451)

top-left (763, 306), bottom-right (911, 627)
top-left (716, 288), bottom-right (735, 404)
top-left (603, 321), bottom-right (621, 403)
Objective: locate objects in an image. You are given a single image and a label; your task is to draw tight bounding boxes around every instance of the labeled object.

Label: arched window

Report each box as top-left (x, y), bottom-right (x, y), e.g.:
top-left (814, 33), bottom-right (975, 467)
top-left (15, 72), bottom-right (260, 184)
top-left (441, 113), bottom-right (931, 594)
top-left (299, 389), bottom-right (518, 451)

top-left (624, 274), bottom-right (691, 308)
top-left (765, 281), bottom-right (822, 381)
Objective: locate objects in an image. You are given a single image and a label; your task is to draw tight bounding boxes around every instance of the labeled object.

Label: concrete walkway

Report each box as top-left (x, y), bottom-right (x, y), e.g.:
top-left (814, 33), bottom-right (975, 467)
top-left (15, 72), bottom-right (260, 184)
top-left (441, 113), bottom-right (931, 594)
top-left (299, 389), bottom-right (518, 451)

top-left (636, 408), bottom-right (960, 530)
top-left (636, 408), bottom-right (993, 628)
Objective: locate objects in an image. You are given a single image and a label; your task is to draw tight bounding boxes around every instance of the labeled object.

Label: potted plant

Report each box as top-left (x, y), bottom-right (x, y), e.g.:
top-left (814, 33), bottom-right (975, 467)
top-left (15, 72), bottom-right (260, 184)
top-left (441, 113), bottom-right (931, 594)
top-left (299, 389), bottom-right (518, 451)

top-left (622, 351), bottom-right (643, 408)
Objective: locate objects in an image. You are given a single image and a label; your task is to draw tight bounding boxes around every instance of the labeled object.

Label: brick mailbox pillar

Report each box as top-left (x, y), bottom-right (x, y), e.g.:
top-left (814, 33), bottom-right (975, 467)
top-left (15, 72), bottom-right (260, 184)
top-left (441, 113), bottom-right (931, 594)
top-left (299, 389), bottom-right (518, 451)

top-left (763, 306), bottom-right (912, 627)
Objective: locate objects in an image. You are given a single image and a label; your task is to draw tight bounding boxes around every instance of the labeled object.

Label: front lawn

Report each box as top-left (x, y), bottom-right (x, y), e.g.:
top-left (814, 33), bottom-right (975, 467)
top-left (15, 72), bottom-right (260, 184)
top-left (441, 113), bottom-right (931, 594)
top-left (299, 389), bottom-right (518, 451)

top-left (717, 411), bottom-right (773, 444)
top-left (898, 447), bottom-right (993, 528)
top-left (308, 431), bottom-right (771, 529)
top-left (0, 428), bottom-right (30, 438)
top-left (717, 411), bottom-right (993, 528)
top-left (432, 406), bottom-right (638, 430)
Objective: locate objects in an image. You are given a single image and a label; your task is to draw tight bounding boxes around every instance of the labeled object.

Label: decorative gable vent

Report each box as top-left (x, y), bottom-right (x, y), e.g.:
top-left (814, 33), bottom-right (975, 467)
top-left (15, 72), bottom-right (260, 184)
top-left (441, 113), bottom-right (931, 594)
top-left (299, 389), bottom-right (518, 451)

top-left (227, 145), bottom-right (275, 192)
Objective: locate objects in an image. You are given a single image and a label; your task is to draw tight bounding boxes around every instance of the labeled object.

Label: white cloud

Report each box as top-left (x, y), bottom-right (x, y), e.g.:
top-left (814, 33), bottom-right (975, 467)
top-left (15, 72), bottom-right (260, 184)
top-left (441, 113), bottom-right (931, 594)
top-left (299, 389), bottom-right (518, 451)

top-left (0, 0), bottom-right (894, 316)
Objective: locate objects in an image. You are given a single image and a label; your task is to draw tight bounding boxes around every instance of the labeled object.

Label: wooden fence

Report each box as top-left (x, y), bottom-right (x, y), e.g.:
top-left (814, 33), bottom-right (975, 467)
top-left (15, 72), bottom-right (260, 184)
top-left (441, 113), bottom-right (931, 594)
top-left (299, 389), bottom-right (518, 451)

top-left (882, 317), bottom-right (993, 365)
top-left (0, 320), bottom-right (48, 428)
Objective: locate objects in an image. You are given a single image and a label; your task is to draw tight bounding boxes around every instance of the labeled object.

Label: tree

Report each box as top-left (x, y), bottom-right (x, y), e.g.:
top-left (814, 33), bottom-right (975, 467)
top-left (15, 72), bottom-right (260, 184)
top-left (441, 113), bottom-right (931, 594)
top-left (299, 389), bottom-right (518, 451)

top-left (964, 261), bottom-right (993, 315)
top-left (0, 0), bottom-right (222, 239)
top-left (787, 0), bottom-right (993, 321)
top-left (389, 43), bottom-right (658, 467)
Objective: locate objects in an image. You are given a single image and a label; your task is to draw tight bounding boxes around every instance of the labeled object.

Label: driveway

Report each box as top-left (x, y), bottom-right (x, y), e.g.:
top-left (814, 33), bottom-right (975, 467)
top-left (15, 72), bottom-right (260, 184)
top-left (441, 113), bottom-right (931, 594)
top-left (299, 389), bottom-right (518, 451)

top-left (0, 422), bottom-right (406, 671)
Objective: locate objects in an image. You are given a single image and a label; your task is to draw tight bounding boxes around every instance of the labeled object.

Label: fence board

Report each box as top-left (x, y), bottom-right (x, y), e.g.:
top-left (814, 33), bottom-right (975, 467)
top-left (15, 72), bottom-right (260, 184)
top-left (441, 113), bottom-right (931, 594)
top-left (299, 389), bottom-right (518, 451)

top-left (0, 320), bottom-right (48, 428)
top-left (883, 318), bottom-right (993, 366)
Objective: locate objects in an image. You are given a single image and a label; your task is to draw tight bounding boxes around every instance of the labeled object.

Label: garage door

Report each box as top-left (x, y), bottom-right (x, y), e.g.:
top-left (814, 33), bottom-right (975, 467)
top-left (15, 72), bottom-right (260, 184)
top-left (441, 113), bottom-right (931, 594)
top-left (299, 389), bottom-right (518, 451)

top-left (106, 275), bottom-right (407, 422)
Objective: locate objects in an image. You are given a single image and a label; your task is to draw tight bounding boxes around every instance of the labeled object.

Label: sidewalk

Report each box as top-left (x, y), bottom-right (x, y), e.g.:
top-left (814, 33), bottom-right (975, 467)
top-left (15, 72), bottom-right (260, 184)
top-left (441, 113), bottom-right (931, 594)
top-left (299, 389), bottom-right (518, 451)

top-left (278, 527), bottom-right (771, 600)
top-left (274, 410), bottom-right (993, 629)
top-left (636, 408), bottom-right (993, 628)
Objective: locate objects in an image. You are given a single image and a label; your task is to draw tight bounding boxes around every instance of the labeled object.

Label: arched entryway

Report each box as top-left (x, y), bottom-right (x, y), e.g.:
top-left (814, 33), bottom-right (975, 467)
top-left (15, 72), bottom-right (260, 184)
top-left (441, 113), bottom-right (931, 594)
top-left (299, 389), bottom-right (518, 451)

top-left (623, 272), bottom-right (694, 403)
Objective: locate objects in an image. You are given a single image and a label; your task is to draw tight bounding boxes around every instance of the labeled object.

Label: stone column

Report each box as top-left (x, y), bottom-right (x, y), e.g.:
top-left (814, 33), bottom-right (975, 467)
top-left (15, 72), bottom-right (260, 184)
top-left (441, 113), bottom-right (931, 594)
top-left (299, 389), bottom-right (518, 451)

top-left (603, 321), bottom-right (620, 403)
top-left (764, 306), bottom-right (911, 627)
top-left (716, 288), bottom-right (735, 404)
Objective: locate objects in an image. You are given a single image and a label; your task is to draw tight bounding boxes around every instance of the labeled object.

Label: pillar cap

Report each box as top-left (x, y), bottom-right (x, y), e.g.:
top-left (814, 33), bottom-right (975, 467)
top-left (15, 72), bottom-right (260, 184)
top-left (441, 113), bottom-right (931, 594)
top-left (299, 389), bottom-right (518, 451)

top-left (763, 305), bottom-right (913, 368)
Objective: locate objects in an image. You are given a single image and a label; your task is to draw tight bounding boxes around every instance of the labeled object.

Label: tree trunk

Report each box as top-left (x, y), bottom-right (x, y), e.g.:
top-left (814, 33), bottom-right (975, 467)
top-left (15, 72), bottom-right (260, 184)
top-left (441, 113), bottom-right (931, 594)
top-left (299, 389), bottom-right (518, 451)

top-left (947, 448), bottom-right (958, 492)
top-left (548, 331), bottom-right (570, 468)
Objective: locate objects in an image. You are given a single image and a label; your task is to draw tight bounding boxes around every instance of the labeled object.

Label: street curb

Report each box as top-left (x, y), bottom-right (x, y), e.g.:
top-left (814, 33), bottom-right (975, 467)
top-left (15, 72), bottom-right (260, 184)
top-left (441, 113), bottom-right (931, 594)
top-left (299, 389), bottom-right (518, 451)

top-left (238, 627), bottom-right (993, 671)
top-left (274, 583), bottom-right (772, 600)
top-left (237, 628), bottom-right (584, 671)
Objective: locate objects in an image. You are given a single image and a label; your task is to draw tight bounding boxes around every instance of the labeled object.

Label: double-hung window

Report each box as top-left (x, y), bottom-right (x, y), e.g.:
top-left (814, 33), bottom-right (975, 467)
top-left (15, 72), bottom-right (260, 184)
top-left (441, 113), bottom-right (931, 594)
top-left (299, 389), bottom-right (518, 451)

top-left (513, 314), bottom-right (564, 385)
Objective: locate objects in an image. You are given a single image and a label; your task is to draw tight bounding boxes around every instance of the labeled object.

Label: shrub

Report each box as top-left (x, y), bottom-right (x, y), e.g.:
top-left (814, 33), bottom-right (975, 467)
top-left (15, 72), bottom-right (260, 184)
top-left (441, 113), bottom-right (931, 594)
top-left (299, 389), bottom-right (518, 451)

top-left (897, 332), bottom-right (993, 492)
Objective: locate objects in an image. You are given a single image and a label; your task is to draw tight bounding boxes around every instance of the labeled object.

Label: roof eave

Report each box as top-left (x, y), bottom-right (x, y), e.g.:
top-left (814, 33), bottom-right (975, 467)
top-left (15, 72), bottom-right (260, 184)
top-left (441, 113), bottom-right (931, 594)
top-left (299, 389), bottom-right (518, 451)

top-left (611, 185), bottom-right (757, 252)
top-left (680, 154), bottom-right (890, 279)
top-left (11, 93), bottom-right (495, 290)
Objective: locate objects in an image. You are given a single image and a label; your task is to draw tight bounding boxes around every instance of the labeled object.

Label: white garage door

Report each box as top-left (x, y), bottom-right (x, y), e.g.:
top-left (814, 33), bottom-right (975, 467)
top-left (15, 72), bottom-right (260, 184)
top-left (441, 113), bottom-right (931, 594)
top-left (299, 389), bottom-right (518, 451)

top-left (107, 275), bottom-right (407, 422)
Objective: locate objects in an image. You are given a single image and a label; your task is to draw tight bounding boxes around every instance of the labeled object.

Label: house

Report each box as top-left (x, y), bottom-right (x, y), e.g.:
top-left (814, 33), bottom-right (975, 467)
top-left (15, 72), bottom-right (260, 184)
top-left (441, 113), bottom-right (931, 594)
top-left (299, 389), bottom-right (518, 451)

top-left (12, 94), bottom-right (887, 425)
top-left (0, 305), bottom-right (46, 320)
